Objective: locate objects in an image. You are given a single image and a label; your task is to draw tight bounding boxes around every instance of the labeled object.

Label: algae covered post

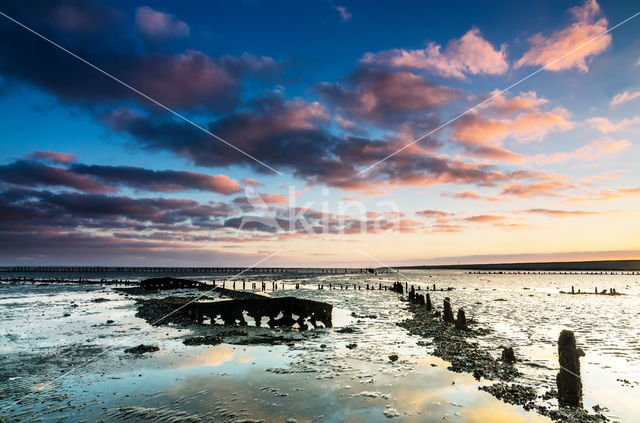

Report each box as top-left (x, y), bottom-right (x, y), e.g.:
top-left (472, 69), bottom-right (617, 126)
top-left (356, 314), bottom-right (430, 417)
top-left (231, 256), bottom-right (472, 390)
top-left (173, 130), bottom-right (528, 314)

top-left (557, 330), bottom-right (585, 408)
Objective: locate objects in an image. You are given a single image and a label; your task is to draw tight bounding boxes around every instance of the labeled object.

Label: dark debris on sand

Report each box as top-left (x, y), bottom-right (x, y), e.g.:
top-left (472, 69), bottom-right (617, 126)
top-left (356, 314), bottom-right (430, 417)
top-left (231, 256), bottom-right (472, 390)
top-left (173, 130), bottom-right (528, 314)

top-left (124, 344), bottom-right (159, 354)
top-left (479, 383), bottom-right (606, 422)
top-left (182, 335), bottom-right (223, 346)
top-left (398, 304), bottom-right (519, 381)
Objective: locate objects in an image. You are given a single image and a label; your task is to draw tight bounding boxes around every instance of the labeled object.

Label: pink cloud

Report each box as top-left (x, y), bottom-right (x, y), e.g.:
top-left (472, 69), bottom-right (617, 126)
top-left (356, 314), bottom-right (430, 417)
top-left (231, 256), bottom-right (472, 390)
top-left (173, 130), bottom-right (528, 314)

top-left (416, 209), bottom-right (454, 224)
top-left (500, 175), bottom-right (574, 198)
top-left (416, 209), bottom-right (452, 219)
top-left (431, 224), bottom-right (465, 233)
top-left (579, 169), bottom-right (626, 184)
top-left (442, 191), bottom-right (503, 202)
top-left (195, 174), bottom-right (240, 195)
top-left (610, 90), bottom-right (640, 106)
top-left (515, 0), bottom-right (611, 72)
top-left (451, 105), bottom-right (572, 162)
top-left (464, 214), bottom-right (505, 223)
top-left (525, 208), bottom-right (600, 217)
top-left (363, 28), bottom-right (508, 79)
top-left (531, 136), bottom-right (630, 163)
top-left (482, 90), bottom-right (548, 116)
top-left (587, 116), bottom-right (640, 133)
top-left (260, 193), bottom-right (289, 205)
top-left (25, 150), bottom-right (77, 164)
top-left (452, 191), bottom-right (480, 200)
top-left (241, 178), bottom-right (262, 187)
top-left (135, 6), bottom-right (190, 40)
top-left (569, 186), bottom-right (640, 201)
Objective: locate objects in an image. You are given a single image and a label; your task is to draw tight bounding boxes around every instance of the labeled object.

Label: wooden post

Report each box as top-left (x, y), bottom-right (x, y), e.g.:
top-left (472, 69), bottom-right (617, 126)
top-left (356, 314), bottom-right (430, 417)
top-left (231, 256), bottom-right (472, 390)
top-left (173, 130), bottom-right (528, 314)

top-left (426, 293), bottom-right (432, 312)
top-left (556, 330), bottom-right (584, 408)
top-left (455, 308), bottom-right (467, 330)
top-left (443, 297), bottom-right (454, 323)
top-left (501, 346), bottom-right (516, 363)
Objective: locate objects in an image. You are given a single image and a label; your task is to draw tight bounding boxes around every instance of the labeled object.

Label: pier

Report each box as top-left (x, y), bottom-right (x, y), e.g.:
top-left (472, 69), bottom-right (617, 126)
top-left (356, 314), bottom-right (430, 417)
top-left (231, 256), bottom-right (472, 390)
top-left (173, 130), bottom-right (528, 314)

top-left (0, 266), bottom-right (383, 274)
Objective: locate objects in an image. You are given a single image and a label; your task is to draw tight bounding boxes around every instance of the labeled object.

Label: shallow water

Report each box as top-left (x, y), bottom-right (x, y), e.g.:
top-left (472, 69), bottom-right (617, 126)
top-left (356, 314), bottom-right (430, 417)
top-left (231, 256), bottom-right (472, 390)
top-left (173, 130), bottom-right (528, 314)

top-left (0, 269), bottom-right (638, 422)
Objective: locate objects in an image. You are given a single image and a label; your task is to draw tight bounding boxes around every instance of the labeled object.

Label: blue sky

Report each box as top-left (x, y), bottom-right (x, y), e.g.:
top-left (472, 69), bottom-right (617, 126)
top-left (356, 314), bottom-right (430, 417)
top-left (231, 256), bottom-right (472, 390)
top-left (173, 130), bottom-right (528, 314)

top-left (0, 0), bottom-right (638, 266)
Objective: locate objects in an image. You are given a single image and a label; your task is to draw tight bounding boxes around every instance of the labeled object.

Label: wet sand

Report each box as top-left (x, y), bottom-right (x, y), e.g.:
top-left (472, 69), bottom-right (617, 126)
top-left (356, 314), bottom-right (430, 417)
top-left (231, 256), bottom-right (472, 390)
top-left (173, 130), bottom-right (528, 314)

top-left (1, 270), bottom-right (638, 422)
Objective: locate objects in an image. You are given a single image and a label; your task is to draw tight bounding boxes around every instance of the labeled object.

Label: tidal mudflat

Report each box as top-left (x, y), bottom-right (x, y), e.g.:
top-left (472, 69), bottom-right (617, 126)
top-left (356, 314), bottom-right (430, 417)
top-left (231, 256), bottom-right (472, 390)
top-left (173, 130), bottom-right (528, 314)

top-left (1, 270), bottom-right (638, 422)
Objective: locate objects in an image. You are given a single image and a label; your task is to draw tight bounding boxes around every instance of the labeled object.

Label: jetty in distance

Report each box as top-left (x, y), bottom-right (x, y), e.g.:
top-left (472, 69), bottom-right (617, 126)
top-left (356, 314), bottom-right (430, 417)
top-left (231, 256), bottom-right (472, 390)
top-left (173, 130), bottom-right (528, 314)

top-left (0, 266), bottom-right (383, 274)
top-left (399, 259), bottom-right (640, 272)
top-left (2, 259), bottom-right (640, 275)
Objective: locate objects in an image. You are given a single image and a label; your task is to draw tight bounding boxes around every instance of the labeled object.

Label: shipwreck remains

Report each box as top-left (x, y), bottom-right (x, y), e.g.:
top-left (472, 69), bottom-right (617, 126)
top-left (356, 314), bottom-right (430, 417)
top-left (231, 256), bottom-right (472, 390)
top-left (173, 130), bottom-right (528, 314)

top-left (140, 277), bottom-right (205, 290)
top-left (183, 296), bottom-right (333, 330)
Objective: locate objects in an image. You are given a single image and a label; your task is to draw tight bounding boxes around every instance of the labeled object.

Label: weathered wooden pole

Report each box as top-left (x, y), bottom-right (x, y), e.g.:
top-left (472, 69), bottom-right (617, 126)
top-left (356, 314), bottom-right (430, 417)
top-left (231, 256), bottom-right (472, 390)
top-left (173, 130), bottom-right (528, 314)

top-left (556, 330), bottom-right (584, 408)
top-left (443, 297), bottom-right (455, 323)
top-left (455, 308), bottom-right (467, 330)
top-left (426, 293), bottom-right (432, 311)
top-left (501, 346), bottom-right (516, 363)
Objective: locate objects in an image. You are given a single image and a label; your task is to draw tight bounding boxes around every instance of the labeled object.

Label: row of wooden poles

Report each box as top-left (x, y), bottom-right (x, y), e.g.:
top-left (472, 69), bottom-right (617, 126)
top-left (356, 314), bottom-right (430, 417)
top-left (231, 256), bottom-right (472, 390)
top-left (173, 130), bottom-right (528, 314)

top-left (397, 281), bottom-right (586, 409)
top-left (211, 280), bottom-right (420, 292)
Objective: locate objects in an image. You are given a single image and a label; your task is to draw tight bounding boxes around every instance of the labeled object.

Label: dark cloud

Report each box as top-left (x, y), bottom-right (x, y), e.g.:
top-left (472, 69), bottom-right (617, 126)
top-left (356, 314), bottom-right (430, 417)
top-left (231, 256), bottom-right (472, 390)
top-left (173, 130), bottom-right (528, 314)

top-left (105, 93), bottom-right (531, 191)
top-left (0, 1), bottom-right (277, 113)
top-left (317, 66), bottom-right (460, 127)
top-left (0, 189), bottom-right (234, 228)
top-left (0, 160), bottom-right (113, 193)
top-left (0, 159), bottom-right (243, 195)
top-left (0, 1), bottom-right (569, 202)
top-left (70, 164), bottom-right (242, 195)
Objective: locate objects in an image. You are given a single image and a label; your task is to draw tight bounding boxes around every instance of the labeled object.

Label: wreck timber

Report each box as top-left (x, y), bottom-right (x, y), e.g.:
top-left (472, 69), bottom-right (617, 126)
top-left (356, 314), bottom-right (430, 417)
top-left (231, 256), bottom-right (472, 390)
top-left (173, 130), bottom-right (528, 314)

top-left (183, 297), bottom-right (333, 330)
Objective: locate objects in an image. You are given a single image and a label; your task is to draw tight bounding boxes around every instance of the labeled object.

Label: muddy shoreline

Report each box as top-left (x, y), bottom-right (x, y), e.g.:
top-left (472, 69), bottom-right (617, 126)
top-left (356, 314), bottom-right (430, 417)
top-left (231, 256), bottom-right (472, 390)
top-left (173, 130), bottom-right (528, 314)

top-left (398, 298), bottom-right (608, 422)
top-left (3, 271), bottom-right (638, 422)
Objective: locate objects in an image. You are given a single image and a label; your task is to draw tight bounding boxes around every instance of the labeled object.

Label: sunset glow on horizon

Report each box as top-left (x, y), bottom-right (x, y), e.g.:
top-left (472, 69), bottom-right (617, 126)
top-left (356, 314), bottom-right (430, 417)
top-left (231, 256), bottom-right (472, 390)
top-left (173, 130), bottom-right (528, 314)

top-left (0, 0), bottom-right (639, 266)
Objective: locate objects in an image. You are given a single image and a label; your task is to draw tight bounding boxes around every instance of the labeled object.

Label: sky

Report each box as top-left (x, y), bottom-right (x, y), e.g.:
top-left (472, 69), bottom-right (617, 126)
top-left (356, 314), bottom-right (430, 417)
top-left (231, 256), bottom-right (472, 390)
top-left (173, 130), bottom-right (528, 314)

top-left (0, 0), bottom-right (639, 267)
